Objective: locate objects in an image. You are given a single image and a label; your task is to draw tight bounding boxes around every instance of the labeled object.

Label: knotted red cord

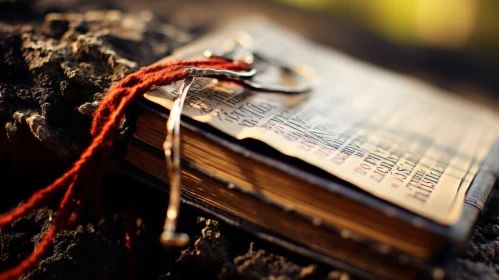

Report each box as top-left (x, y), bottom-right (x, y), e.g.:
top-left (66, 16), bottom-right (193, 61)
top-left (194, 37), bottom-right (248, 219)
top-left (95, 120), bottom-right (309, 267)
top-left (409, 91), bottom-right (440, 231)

top-left (0, 57), bottom-right (250, 280)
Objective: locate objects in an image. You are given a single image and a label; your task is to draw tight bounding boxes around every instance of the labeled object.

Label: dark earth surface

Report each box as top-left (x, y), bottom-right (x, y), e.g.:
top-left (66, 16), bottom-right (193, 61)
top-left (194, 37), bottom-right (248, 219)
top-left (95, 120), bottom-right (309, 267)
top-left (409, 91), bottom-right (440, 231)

top-left (1, 1), bottom-right (499, 279)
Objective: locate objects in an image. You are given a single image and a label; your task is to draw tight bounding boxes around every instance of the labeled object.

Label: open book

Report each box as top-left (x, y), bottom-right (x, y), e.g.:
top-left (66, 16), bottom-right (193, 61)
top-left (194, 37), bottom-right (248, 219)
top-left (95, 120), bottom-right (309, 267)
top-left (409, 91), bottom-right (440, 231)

top-left (122, 17), bottom-right (499, 280)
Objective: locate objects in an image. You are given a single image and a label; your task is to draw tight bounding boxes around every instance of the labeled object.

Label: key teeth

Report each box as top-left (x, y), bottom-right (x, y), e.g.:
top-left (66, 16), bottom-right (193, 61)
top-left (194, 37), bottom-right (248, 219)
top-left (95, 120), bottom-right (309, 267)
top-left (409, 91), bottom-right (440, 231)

top-left (160, 231), bottom-right (190, 247)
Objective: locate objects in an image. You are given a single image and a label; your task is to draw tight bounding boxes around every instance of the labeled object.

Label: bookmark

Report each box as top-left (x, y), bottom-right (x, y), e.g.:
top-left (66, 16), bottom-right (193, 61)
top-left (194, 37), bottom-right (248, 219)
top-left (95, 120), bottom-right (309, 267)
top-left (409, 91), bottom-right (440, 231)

top-left (0, 34), bottom-right (313, 280)
top-left (159, 35), bottom-right (314, 246)
top-left (160, 76), bottom-right (194, 247)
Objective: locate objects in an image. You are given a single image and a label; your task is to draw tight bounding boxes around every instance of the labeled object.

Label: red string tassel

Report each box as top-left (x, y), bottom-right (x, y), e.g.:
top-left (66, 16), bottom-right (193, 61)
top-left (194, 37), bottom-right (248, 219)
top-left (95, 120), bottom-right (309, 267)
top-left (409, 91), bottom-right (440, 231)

top-left (0, 57), bottom-right (250, 280)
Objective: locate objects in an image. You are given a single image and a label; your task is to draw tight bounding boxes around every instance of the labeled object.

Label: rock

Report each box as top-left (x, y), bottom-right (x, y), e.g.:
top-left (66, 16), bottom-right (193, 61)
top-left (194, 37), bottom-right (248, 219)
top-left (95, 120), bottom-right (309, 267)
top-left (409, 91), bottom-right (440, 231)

top-left (178, 217), bottom-right (231, 271)
top-left (0, 7), bottom-right (193, 279)
top-left (0, 208), bottom-right (54, 272)
top-left (447, 212), bottom-right (499, 279)
top-left (0, 208), bottom-right (130, 280)
top-left (219, 242), bottom-right (319, 280)
top-left (0, 9), bottom-right (191, 184)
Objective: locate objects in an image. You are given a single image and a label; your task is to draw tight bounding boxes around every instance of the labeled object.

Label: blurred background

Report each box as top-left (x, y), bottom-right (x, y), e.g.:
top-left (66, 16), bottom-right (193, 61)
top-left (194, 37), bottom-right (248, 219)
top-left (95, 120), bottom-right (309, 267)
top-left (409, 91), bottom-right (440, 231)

top-left (118, 0), bottom-right (499, 99)
top-left (19, 0), bottom-right (499, 103)
top-left (281, 0), bottom-right (498, 61)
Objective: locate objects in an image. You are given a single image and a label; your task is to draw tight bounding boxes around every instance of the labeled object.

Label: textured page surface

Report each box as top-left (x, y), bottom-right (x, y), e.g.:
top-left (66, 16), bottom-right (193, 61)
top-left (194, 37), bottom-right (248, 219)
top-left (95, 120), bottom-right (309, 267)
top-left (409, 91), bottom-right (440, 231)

top-left (144, 18), bottom-right (499, 225)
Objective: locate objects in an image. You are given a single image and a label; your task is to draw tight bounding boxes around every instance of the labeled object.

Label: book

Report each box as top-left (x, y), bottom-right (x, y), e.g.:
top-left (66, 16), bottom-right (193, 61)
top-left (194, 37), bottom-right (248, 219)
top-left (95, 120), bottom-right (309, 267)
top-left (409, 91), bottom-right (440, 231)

top-left (120, 17), bottom-right (499, 280)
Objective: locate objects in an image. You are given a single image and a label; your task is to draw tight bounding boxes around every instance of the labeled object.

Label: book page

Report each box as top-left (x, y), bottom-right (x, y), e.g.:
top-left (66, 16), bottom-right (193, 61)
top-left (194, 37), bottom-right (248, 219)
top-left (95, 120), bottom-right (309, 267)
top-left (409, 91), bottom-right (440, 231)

top-left (143, 18), bottom-right (499, 225)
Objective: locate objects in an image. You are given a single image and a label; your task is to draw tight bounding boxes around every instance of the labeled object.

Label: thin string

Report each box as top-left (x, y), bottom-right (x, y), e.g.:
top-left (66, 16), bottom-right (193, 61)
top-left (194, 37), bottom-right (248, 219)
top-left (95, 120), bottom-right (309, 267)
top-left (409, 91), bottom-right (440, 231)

top-left (160, 76), bottom-right (195, 246)
top-left (0, 58), bottom-right (250, 280)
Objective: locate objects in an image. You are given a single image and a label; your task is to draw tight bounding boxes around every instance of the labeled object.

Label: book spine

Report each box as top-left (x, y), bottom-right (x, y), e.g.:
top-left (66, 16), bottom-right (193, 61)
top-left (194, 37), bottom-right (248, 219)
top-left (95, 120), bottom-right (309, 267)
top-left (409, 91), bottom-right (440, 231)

top-left (119, 159), bottom-right (439, 280)
top-left (125, 137), bottom-right (438, 276)
top-left (447, 139), bottom-right (499, 245)
top-left (465, 139), bottom-right (499, 211)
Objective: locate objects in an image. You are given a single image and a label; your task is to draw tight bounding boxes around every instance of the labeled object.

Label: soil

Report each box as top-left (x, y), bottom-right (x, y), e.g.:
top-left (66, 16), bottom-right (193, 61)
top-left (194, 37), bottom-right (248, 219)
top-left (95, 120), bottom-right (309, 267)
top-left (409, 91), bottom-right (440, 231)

top-left (1, 1), bottom-right (499, 279)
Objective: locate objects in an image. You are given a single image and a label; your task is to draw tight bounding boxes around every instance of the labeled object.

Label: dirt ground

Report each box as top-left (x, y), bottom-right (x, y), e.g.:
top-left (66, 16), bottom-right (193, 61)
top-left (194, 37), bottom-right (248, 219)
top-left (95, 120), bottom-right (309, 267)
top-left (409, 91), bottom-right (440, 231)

top-left (1, 1), bottom-right (499, 279)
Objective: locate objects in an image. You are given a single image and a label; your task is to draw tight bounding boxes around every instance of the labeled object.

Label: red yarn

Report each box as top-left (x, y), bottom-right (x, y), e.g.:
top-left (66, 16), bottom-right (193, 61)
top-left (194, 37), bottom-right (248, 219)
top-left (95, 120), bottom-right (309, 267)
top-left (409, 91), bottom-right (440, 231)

top-left (125, 187), bottom-right (137, 280)
top-left (67, 159), bottom-right (93, 227)
top-left (0, 57), bottom-right (250, 280)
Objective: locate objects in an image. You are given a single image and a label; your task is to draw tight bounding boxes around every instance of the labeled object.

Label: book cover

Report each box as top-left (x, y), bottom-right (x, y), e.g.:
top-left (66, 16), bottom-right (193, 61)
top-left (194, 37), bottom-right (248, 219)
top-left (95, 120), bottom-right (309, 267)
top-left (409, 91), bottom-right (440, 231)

top-left (120, 16), bottom-right (499, 280)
